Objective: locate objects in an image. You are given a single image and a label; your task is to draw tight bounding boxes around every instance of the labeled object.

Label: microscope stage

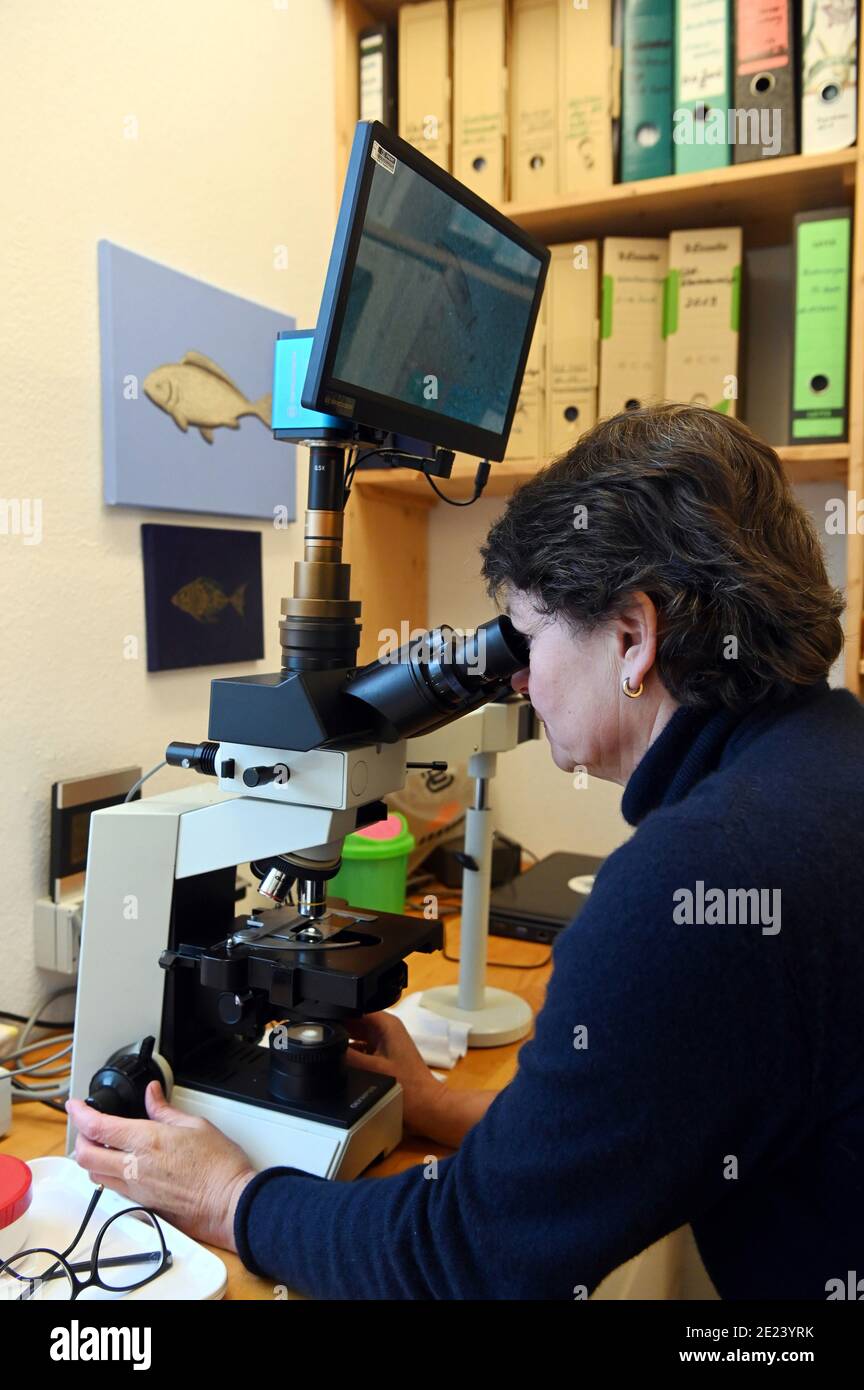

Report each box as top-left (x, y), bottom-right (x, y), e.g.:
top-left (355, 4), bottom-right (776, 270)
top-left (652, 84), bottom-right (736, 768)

top-left (195, 905), bottom-right (444, 1015)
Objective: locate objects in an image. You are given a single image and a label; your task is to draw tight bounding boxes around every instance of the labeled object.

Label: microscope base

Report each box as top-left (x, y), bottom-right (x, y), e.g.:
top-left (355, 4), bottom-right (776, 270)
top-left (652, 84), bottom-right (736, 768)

top-left (172, 1081), bottom-right (403, 1181)
top-left (418, 985), bottom-right (533, 1047)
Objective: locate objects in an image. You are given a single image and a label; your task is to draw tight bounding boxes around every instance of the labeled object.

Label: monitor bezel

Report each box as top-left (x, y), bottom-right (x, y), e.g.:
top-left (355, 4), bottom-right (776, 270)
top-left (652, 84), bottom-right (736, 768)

top-left (302, 120), bottom-right (550, 462)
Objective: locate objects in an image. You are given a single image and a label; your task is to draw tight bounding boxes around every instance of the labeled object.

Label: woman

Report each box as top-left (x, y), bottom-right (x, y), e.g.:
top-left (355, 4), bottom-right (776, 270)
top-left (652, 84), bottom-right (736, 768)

top-left (69, 404), bottom-right (864, 1299)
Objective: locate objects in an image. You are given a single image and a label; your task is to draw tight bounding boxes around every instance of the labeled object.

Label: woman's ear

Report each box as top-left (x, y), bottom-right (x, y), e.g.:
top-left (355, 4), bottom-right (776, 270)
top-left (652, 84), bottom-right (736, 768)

top-left (613, 591), bottom-right (659, 689)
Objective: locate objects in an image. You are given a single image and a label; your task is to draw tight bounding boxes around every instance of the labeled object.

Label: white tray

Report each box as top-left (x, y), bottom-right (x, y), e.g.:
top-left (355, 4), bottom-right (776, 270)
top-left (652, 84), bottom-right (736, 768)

top-left (6, 1156), bottom-right (227, 1300)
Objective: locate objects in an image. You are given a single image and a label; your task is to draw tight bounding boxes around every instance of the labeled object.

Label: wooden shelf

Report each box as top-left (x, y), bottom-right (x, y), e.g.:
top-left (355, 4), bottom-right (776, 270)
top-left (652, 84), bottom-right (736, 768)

top-left (333, 0), bottom-right (864, 694)
top-left (501, 149), bottom-right (857, 247)
top-left (352, 442), bottom-right (852, 504)
top-left (349, 0), bottom-right (405, 19)
top-left (776, 443), bottom-right (851, 484)
top-left (353, 458), bottom-right (533, 503)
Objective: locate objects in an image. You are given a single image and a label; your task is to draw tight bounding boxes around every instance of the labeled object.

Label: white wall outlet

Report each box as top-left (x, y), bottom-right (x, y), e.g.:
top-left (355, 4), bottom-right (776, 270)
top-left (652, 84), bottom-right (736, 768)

top-left (34, 898), bottom-right (82, 975)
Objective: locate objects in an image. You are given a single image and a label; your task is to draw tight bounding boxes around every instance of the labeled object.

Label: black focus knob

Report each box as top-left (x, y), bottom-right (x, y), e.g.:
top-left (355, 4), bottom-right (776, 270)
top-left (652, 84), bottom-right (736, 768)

top-left (243, 764), bottom-right (288, 788)
top-left (87, 1036), bottom-right (169, 1118)
top-left (217, 990), bottom-right (254, 1026)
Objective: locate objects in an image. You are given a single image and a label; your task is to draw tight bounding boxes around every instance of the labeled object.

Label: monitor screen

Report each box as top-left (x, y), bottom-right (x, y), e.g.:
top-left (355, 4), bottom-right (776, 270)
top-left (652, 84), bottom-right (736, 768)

top-left (303, 123), bottom-right (549, 460)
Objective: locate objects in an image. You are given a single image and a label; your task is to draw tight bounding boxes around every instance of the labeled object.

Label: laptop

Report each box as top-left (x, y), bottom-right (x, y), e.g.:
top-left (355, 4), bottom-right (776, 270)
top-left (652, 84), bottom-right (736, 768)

top-left (487, 852), bottom-right (604, 944)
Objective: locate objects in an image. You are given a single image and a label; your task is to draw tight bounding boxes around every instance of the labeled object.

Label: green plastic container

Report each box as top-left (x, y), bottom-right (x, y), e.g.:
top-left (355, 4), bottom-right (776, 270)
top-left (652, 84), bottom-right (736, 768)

top-left (329, 811), bottom-right (415, 913)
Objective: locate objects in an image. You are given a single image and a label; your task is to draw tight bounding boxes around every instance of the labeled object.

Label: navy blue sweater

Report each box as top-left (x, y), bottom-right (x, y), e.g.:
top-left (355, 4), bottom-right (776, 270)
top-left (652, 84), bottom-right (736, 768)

top-left (234, 681), bottom-right (864, 1299)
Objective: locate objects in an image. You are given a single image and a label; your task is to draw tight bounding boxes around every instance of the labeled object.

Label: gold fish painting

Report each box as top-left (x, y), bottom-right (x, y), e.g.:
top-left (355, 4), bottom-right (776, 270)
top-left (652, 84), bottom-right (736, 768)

top-left (170, 577), bottom-right (247, 624)
top-left (143, 351), bottom-right (272, 444)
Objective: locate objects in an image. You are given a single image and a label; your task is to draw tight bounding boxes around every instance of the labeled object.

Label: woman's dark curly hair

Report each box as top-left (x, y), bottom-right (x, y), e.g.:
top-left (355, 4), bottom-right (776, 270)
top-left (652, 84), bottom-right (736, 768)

top-left (479, 404), bottom-right (845, 711)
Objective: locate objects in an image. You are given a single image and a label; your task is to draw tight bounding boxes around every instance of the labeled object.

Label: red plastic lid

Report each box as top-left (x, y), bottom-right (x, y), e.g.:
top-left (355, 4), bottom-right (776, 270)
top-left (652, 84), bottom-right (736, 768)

top-left (355, 814), bottom-right (404, 841)
top-left (0, 1154), bottom-right (32, 1228)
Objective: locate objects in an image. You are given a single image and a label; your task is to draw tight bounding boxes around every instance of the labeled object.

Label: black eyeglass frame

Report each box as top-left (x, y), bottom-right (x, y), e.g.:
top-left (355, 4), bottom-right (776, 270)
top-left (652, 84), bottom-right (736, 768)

top-left (0, 1183), bottom-right (171, 1300)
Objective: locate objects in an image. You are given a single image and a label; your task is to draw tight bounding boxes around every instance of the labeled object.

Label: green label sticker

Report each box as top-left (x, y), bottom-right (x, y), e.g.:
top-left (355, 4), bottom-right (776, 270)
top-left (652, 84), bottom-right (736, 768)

top-left (601, 274), bottom-right (614, 339)
top-left (662, 270), bottom-right (679, 338)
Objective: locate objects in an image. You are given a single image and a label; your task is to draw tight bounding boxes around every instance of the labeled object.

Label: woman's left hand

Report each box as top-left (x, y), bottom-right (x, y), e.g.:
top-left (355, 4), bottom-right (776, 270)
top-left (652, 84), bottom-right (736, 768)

top-left (66, 1082), bottom-right (257, 1253)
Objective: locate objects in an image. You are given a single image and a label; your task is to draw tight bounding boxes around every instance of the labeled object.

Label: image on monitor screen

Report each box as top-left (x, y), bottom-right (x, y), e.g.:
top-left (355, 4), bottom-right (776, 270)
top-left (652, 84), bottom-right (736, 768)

top-left (330, 155), bottom-right (543, 436)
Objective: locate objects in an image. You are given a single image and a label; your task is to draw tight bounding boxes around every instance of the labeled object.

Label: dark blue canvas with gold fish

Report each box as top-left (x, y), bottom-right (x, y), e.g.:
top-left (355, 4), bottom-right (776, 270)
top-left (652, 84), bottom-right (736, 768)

top-left (141, 523), bottom-right (263, 671)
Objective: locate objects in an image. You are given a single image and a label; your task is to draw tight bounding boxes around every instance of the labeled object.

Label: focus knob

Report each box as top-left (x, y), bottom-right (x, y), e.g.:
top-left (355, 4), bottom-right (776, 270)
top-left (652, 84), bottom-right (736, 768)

top-left (216, 991), bottom-right (254, 1026)
top-left (87, 1037), bottom-right (173, 1118)
top-left (243, 764), bottom-right (289, 788)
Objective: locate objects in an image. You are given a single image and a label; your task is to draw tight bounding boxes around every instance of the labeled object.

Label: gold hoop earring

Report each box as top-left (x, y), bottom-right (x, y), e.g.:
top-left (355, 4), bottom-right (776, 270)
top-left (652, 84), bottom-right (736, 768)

top-left (622, 676), bottom-right (643, 698)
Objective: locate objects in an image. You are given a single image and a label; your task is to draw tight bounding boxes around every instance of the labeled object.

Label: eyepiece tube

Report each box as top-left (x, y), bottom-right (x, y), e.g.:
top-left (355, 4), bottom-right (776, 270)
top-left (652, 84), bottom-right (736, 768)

top-left (342, 615), bottom-right (529, 741)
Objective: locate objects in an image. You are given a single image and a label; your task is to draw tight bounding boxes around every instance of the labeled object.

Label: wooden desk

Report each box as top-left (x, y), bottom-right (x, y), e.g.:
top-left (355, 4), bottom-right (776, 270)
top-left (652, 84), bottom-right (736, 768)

top-left (1, 917), bottom-right (553, 1300)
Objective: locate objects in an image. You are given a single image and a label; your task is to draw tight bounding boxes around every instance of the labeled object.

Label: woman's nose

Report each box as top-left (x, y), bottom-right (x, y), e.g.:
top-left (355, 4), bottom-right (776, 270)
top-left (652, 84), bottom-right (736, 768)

top-left (510, 666), bottom-right (530, 696)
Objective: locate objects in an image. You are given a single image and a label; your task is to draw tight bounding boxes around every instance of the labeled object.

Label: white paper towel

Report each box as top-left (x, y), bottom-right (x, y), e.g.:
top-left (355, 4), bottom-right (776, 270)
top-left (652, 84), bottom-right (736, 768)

top-left (387, 992), bottom-right (471, 1072)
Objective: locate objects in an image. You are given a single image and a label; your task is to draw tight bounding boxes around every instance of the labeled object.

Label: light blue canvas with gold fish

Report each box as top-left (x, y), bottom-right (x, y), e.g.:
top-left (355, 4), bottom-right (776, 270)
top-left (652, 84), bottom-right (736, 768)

top-left (98, 241), bottom-right (296, 521)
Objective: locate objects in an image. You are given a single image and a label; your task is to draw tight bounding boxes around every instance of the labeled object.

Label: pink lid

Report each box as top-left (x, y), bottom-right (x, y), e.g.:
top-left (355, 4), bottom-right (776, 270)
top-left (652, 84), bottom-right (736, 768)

top-left (355, 814), bottom-right (403, 842)
top-left (0, 1154), bottom-right (32, 1229)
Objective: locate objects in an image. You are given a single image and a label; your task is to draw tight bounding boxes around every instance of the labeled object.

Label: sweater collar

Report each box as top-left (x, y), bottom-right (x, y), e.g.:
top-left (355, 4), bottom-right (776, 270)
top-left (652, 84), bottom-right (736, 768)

top-left (621, 681), bottom-right (831, 826)
top-left (621, 703), bottom-right (740, 826)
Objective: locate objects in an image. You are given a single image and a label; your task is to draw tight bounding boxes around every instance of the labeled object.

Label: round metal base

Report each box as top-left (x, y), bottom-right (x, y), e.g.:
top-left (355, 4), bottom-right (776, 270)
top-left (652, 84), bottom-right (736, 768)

top-left (419, 985), bottom-right (533, 1047)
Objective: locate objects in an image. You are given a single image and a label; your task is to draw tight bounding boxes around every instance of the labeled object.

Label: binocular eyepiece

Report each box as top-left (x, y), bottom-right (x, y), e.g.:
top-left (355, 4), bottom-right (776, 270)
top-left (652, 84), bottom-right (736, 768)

top-left (342, 613), bottom-right (529, 740)
top-left (172, 613), bottom-right (529, 768)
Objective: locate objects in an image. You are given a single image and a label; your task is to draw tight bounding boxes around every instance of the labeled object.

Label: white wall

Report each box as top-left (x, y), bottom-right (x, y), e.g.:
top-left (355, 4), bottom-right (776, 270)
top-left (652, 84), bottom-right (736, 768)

top-left (0, 0), bottom-right (334, 1015)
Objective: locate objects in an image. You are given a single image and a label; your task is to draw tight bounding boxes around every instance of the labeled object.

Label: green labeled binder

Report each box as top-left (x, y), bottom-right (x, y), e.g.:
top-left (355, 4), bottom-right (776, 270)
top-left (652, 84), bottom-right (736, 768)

top-left (791, 209), bottom-right (851, 443)
top-left (663, 227), bottom-right (741, 414)
top-left (621, 0), bottom-right (674, 182)
top-left (674, 0), bottom-right (732, 175)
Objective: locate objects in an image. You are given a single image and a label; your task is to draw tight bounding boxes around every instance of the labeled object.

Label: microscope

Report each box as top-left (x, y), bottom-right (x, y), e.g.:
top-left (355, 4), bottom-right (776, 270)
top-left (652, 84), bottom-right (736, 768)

top-left (68, 117), bottom-right (547, 1180)
top-left (68, 445), bottom-right (528, 1179)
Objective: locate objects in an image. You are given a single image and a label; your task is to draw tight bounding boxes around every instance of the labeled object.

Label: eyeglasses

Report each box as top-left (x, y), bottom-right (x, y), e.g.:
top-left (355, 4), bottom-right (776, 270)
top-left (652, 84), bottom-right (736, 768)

top-left (0, 1184), bottom-right (172, 1301)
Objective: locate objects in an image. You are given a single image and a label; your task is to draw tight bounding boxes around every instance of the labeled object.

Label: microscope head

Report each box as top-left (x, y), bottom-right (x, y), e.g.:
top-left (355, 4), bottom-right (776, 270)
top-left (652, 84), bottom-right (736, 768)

top-left (205, 610), bottom-right (528, 753)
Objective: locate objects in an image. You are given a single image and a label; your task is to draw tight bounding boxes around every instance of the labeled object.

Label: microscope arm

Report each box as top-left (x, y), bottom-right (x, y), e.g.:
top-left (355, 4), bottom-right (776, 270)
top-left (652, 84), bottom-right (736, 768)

top-left (405, 697), bottom-right (534, 765)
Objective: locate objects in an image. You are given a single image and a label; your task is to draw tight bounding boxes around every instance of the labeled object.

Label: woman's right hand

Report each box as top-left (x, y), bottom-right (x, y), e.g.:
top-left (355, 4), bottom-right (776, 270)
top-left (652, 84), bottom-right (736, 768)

top-left (346, 1011), bottom-right (443, 1136)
